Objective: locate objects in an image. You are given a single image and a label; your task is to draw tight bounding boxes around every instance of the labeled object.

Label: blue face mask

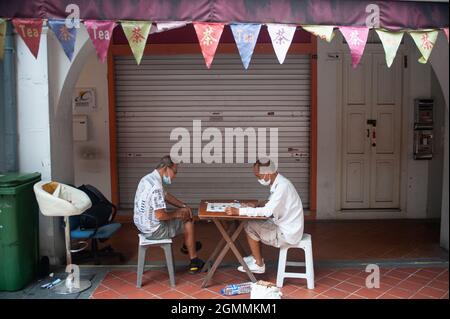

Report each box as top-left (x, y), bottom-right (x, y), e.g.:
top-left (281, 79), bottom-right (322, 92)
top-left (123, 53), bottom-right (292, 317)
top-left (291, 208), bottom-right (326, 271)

top-left (162, 175), bottom-right (172, 185)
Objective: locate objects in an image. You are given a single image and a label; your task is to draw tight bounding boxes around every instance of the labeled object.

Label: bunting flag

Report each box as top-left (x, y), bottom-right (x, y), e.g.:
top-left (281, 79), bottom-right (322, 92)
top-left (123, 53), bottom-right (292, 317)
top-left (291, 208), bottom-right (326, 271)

top-left (409, 30), bottom-right (439, 64)
top-left (152, 21), bottom-right (187, 34)
top-left (48, 19), bottom-right (77, 61)
top-left (302, 25), bottom-right (335, 42)
top-left (267, 24), bottom-right (296, 64)
top-left (0, 19), bottom-right (6, 60)
top-left (230, 24), bottom-right (261, 69)
top-left (193, 22), bottom-right (225, 68)
top-left (121, 21), bottom-right (152, 65)
top-left (12, 18), bottom-right (43, 59)
top-left (443, 28), bottom-right (449, 43)
top-left (339, 27), bottom-right (369, 68)
top-left (84, 20), bottom-right (117, 63)
top-left (375, 29), bottom-right (404, 68)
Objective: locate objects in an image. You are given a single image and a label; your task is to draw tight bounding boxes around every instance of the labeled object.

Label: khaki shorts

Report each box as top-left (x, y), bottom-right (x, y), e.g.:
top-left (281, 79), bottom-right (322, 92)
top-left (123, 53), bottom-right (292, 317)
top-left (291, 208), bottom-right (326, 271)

top-left (244, 219), bottom-right (285, 248)
top-left (144, 219), bottom-right (184, 240)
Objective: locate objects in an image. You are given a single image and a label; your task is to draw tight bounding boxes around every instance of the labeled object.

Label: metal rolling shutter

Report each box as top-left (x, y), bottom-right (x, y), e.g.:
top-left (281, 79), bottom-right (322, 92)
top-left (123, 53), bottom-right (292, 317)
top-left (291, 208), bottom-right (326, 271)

top-left (114, 54), bottom-right (311, 211)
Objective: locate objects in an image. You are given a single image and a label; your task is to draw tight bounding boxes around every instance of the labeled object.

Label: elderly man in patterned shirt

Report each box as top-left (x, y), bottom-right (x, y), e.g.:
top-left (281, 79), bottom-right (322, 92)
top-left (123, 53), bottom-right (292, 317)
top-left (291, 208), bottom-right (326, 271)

top-left (133, 155), bottom-right (204, 274)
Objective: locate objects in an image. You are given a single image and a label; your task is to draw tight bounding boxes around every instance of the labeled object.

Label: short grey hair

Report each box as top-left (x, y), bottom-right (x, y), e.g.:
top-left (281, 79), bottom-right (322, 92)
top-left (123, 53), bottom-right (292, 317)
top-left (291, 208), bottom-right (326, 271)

top-left (155, 155), bottom-right (177, 170)
top-left (254, 158), bottom-right (277, 174)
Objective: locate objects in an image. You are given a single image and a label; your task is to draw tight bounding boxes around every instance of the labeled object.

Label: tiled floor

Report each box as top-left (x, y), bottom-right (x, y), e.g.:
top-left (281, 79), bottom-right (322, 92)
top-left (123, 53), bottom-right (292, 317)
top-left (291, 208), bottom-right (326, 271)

top-left (95, 219), bottom-right (448, 266)
top-left (90, 266), bottom-right (449, 299)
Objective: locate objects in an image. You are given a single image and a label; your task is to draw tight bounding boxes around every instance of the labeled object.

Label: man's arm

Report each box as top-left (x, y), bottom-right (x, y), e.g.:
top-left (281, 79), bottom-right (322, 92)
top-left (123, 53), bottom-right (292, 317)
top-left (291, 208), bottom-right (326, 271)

top-left (164, 191), bottom-right (187, 208)
top-left (155, 207), bottom-right (191, 221)
top-left (237, 186), bottom-right (285, 217)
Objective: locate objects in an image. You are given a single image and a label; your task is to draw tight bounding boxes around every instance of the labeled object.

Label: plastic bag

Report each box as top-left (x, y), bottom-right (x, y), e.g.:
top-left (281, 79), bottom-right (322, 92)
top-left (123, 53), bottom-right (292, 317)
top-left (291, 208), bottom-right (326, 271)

top-left (250, 280), bottom-right (283, 299)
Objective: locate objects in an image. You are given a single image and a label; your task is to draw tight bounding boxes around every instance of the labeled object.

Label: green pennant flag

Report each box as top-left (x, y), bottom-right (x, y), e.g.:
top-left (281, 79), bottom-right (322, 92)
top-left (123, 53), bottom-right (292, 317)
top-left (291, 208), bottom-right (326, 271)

top-left (375, 29), bottom-right (404, 68)
top-left (302, 25), bottom-right (335, 42)
top-left (121, 21), bottom-right (152, 65)
top-left (0, 19), bottom-right (6, 60)
top-left (409, 30), bottom-right (439, 64)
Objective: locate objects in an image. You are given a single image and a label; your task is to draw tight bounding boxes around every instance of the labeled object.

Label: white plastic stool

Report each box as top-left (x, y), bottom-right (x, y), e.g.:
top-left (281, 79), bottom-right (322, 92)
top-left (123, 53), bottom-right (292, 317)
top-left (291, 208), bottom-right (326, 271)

top-left (276, 233), bottom-right (315, 289)
top-left (136, 234), bottom-right (176, 288)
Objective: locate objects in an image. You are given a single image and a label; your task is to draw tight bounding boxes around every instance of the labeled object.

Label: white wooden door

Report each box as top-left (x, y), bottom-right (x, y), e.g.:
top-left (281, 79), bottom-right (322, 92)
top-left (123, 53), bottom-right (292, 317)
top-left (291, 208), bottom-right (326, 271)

top-left (341, 52), bottom-right (402, 209)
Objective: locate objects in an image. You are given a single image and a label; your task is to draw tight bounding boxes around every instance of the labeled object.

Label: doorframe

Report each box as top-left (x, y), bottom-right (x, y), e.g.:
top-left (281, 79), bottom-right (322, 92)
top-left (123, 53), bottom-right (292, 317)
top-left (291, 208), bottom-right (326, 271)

top-left (107, 40), bottom-right (318, 220)
top-left (335, 42), bottom-right (408, 216)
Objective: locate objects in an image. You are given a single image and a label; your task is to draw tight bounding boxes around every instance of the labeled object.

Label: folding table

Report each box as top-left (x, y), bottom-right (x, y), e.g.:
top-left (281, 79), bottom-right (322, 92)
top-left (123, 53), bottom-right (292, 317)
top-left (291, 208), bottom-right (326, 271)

top-left (198, 199), bottom-right (268, 288)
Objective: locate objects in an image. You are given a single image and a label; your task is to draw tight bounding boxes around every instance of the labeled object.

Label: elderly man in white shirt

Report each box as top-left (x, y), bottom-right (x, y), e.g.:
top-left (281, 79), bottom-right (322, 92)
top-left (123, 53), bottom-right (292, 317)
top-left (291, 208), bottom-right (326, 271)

top-left (225, 159), bottom-right (304, 274)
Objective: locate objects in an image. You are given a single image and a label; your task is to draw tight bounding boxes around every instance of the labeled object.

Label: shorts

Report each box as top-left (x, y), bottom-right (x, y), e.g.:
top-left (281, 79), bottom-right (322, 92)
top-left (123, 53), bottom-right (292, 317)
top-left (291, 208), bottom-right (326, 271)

top-left (244, 219), bottom-right (286, 248)
top-left (144, 219), bottom-right (184, 240)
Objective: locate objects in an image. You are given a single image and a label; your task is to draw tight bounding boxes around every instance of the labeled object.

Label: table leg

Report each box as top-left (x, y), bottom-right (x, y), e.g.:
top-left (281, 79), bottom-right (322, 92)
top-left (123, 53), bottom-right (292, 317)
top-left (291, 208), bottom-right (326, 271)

top-left (215, 221), bottom-right (257, 283)
top-left (201, 221), bottom-right (236, 272)
top-left (201, 220), bottom-right (256, 288)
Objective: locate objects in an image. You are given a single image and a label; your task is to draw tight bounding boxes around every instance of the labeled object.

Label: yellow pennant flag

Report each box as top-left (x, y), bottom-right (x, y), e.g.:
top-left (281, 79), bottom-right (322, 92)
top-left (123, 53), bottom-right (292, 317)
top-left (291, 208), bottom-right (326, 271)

top-left (302, 25), bottom-right (335, 42)
top-left (121, 21), bottom-right (152, 65)
top-left (375, 29), bottom-right (404, 68)
top-left (409, 30), bottom-right (439, 64)
top-left (0, 19), bottom-right (6, 60)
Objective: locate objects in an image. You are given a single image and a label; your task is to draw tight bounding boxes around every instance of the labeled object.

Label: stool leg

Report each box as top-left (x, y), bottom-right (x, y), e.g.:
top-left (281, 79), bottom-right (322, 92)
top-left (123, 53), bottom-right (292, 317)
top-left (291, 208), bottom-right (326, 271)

top-left (162, 244), bottom-right (176, 288)
top-left (136, 245), bottom-right (147, 288)
top-left (304, 242), bottom-right (315, 289)
top-left (276, 247), bottom-right (288, 288)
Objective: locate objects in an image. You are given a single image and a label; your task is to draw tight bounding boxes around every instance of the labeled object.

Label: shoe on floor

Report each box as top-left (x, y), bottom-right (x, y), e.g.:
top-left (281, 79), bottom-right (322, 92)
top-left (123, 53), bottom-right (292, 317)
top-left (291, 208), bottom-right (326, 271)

top-left (238, 259), bottom-right (265, 274)
top-left (188, 257), bottom-right (205, 274)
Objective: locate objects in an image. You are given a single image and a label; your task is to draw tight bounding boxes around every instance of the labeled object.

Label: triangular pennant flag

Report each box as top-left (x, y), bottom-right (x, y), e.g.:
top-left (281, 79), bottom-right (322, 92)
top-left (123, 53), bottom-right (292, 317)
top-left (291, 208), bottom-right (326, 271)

top-left (12, 18), bottom-right (43, 59)
top-left (121, 21), bottom-right (152, 65)
top-left (375, 29), bottom-right (404, 68)
top-left (152, 21), bottom-right (187, 34)
top-left (339, 27), bottom-right (369, 68)
top-left (84, 20), bottom-right (117, 63)
top-left (409, 30), bottom-right (439, 64)
top-left (0, 19), bottom-right (6, 60)
top-left (230, 24), bottom-right (261, 69)
top-left (267, 24), bottom-right (296, 64)
top-left (302, 25), bottom-right (335, 42)
top-left (442, 28), bottom-right (449, 43)
top-left (193, 23), bottom-right (224, 69)
top-left (48, 19), bottom-right (77, 61)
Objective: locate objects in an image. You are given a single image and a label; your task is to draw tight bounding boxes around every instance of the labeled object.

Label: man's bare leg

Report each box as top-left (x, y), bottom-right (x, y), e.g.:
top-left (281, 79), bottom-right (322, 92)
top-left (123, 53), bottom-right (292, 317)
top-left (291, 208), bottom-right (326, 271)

top-left (246, 232), bottom-right (264, 266)
top-left (184, 220), bottom-right (197, 260)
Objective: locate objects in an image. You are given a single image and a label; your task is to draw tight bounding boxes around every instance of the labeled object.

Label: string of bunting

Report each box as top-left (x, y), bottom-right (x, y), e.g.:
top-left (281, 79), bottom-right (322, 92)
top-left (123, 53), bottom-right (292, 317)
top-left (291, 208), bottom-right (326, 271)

top-left (0, 18), bottom-right (448, 69)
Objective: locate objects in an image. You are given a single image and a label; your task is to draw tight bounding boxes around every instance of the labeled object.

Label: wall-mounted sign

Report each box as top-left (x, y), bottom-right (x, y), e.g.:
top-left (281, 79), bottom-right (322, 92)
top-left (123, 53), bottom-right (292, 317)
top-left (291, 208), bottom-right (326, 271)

top-left (73, 88), bottom-right (96, 112)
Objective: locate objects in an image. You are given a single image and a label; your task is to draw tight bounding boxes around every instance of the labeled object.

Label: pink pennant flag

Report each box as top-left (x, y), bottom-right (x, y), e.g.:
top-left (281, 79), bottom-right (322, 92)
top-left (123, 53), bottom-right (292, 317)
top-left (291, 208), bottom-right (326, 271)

top-left (84, 20), bottom-right (117, 63)
top-left (193, 22), bottom-right (225, 68)
top-left (443, 28), bottom-right (449, 43)
top-left (339, 27), bottom-right (369, 68)
top-left (12, 18), bottom-right (43, 59)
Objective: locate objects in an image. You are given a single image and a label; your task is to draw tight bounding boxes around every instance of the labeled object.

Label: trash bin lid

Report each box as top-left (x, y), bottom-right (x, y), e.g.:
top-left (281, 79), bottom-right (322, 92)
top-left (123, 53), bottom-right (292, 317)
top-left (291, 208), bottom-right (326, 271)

top-left (0, 172), bottom-right (41, 188)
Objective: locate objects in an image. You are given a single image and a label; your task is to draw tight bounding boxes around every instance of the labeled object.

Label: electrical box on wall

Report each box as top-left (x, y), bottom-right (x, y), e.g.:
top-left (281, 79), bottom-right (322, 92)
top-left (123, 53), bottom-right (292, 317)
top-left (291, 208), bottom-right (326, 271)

top-left (413, 99), bottom-right (433, 160)
top-left (73, 115), bottom-right (88, 141)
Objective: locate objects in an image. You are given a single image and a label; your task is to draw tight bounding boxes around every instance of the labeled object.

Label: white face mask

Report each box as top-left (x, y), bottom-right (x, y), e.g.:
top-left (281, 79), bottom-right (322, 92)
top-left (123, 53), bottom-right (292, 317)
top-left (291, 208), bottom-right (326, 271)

top-left (258, 176), bottom-right (271, 186)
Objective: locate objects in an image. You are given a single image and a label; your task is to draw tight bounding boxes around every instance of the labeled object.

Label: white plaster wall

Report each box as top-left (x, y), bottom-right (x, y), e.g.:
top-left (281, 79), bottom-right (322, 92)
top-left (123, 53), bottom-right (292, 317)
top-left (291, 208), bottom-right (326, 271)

top-left (429, 32), bottom-right (449, 251)
top-left (16, 25), bottom-right (93, 264)
top-left (73, 52), bottom-right (112, 200)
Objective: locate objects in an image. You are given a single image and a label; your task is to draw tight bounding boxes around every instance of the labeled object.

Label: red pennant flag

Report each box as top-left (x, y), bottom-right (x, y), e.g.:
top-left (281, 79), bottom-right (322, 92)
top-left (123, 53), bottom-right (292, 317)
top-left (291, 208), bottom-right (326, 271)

top-left (12, 18), bottom-right (43, 59)
top-left (339, 27), bottom-right (369, 68)
top-left (443, 28), bottom-right (449, 43)
top-left (193, 23), bottom-right (224, 68)
top-left (84, 20), bottom-right (117, 63)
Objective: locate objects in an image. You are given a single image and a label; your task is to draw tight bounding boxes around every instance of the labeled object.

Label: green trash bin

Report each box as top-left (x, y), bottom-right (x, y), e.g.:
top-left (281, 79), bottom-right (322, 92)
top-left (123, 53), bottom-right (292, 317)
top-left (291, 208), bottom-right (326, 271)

top-left (0, 172), bottom-right (41, 291)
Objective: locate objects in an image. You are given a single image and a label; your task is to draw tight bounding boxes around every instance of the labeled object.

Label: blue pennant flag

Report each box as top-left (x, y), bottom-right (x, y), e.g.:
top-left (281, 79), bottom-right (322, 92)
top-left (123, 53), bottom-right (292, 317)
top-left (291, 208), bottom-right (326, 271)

top-left (230, 24), bottom-right (261, 69)
top-left (48, 19), bottom-right (77, 61)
